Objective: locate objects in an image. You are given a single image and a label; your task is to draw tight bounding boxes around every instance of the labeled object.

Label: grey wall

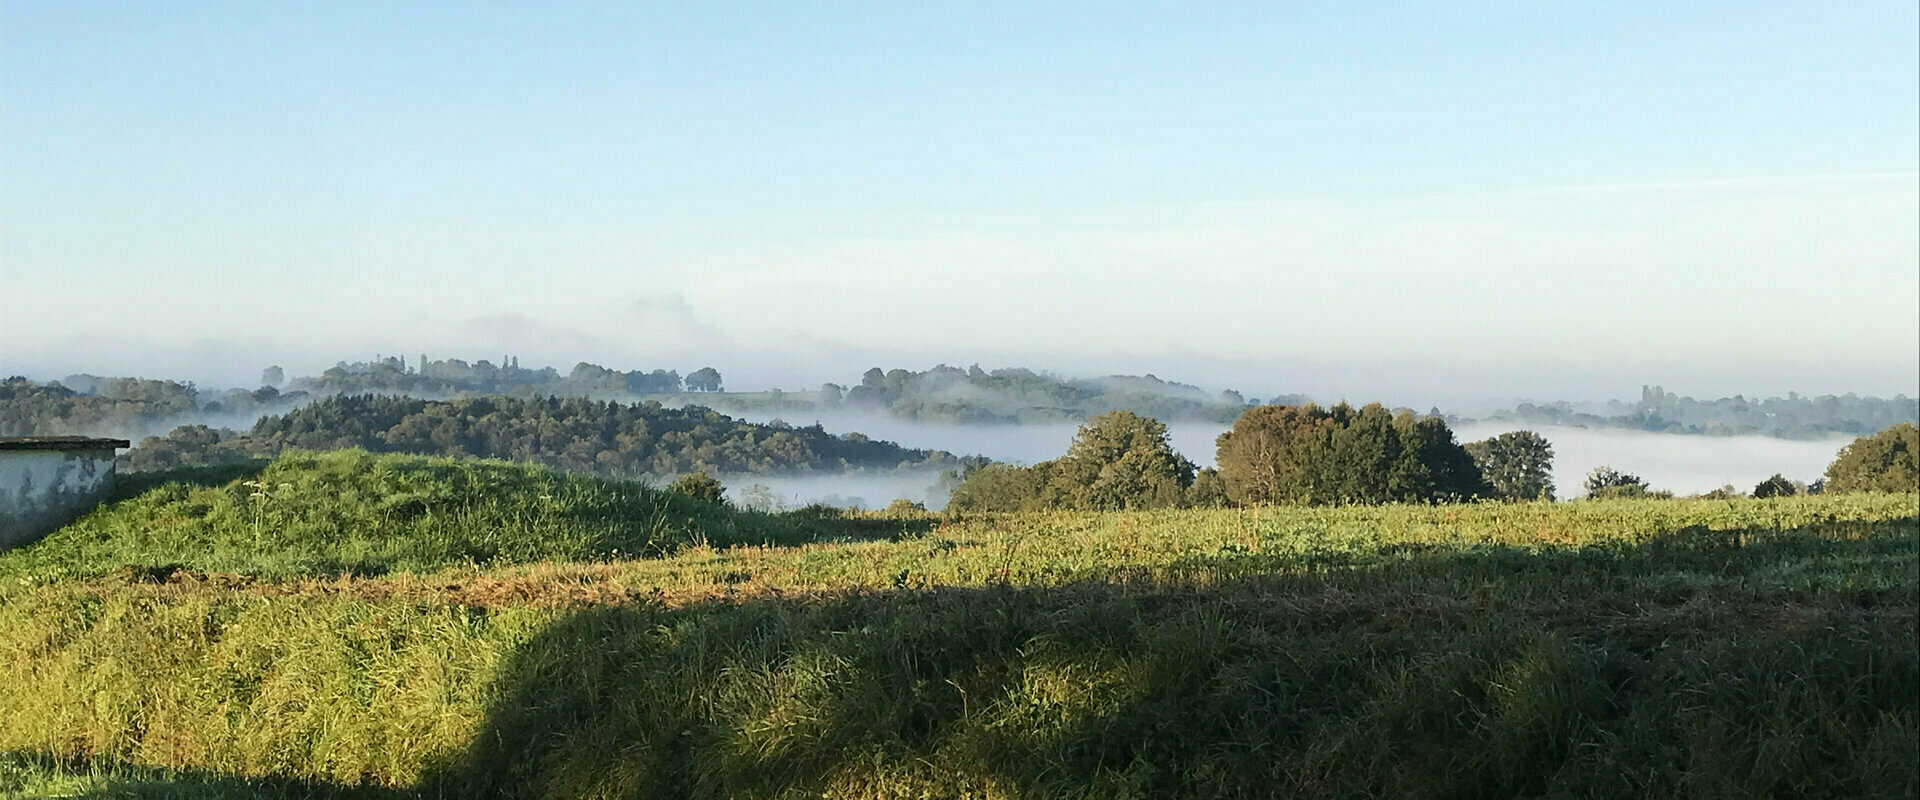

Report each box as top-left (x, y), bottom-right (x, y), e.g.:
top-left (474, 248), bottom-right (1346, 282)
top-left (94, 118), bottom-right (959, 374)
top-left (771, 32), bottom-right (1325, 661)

top-left (0, 448), bottom-right (118, 550)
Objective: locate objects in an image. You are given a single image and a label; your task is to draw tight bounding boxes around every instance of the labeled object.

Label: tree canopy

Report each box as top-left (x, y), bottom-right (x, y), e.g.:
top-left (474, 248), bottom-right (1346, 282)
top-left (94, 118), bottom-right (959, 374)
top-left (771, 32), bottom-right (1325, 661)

top-left (1214, 403), bottom-right (1485, 506)
top-left (1751, 474), bottom-right (1798, 499)
top-left (1583, 467), bottom-right (1664, 500)
top-left (1463, 431), bottom-right (1555, 501)
top-left (122, 395), bottom-right (963, 480)
top-left (946, 411), bottom-right (1196, 512)
top-left (685, 368), bottom-right (724, 393)
top-left (1823, 423), bottom-right (1919, 494)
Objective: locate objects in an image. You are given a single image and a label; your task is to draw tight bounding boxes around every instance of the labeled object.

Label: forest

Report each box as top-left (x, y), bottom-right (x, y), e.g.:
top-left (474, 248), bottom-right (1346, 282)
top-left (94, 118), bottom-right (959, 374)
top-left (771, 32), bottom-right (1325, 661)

top-left (285, 359), bottom-right (1275, 423)
top-left (120, 394), bottom-right (967, 479)
top-left (0, 375), bottom-right (305, 439)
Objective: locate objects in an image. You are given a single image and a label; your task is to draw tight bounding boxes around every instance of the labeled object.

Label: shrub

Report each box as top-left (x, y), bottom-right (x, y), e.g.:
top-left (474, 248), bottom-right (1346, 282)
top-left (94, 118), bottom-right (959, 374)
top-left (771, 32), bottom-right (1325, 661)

top-left (668, 471), bottom-right (726, 503)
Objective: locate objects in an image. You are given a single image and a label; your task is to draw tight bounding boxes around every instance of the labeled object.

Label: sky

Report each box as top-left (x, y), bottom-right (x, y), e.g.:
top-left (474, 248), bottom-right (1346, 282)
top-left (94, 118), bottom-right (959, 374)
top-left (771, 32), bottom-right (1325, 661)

top-left (4, 1), bottom-right (1917, 405)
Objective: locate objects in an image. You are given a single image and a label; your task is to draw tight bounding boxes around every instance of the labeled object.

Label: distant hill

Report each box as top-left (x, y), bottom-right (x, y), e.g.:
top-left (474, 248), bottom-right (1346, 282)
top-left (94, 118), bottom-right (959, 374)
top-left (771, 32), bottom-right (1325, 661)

top-left (0, 450), bottom-right (870, 580)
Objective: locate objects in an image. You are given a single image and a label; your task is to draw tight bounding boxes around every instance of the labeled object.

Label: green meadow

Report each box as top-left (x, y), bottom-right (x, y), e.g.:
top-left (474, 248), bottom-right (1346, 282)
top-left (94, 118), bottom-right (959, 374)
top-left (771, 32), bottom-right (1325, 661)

top-left (1, 451), bottom-right (1914, 798)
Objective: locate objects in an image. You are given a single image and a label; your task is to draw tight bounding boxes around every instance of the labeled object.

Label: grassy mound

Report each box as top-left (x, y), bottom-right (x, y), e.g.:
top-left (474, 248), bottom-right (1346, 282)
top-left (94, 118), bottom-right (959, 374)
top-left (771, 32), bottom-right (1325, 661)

top-left (0, 450), bottom-right (868, 581)
top-left (0, 495), bottom-right (1912, 798)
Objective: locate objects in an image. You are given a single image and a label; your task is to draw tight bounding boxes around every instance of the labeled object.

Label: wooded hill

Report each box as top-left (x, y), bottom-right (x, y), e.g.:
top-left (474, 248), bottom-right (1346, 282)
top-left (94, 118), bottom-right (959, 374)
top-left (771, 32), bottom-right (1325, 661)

top-left (122, 394), bottom-right (968, 479)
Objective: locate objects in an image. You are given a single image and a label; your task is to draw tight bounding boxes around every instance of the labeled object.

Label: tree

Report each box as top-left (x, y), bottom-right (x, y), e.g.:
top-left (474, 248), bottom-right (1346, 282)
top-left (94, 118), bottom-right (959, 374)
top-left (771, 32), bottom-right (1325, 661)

top-left (1584, 467), bottom-right (1653, 499)
top-left (1214, 403), bottom-right (1484, 506)
top-left (685, 367), bottom-right (724, 393)
top-left (1463, 430), bottom-right (1555, 501)
top-left (1045, 411), bottom-right (1196, 510)
top-left (1752, 473), bottom-right (1797, 498)
top-left (1215, 405), bottom-right (1336, 505)
top-left (1823, 423), bottom-right (1919, 493)
top-left (261, 365), bottom-right (285, 388)
top-left (1187, 467), bottom-right (1231, 508)
top-left (668, 471), bottom-right (725, 503)
top-left (945, 463), bottom-right (1052, 513)
top-left (819, 383), bottom-right (844, 407)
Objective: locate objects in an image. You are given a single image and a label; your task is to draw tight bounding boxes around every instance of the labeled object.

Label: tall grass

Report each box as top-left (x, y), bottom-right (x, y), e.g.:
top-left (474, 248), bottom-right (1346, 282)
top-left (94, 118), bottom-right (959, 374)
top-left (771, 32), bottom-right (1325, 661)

top-left (0, 450), bottom-right (874, 581)
top-left (0, 453), bottom-right (1913, 798)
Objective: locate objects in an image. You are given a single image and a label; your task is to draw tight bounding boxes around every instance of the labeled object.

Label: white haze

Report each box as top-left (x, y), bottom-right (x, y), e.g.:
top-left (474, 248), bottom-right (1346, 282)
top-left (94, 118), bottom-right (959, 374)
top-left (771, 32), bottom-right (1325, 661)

top-left (1450, 423), bottom-right (1854, 497)
top-left (717, 471), bottom-right (956, 512)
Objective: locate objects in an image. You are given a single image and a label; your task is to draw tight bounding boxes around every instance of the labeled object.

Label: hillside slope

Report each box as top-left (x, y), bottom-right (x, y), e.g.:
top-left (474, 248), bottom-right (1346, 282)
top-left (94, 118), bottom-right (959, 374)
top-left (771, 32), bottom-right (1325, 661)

top-left (0, 493), bottom-right (1913, 797)
top-left (0, 450), bottom-right (888, 580)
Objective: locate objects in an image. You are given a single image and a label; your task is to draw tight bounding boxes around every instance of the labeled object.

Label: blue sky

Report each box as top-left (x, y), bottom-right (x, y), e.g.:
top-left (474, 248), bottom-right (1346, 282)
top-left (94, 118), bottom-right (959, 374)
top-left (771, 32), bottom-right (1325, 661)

top-left (3, 2), bottom-right (1916, 402)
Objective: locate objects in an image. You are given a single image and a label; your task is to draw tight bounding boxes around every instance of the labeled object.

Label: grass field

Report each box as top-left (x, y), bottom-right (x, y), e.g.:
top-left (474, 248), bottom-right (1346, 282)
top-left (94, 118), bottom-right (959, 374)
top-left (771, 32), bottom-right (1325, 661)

top-left (1, 451), bottom-right (1914, 798)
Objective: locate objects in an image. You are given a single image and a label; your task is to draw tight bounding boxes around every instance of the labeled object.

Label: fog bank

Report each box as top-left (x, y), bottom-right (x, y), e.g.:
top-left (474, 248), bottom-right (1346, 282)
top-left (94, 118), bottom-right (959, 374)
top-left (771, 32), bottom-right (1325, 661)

top-left (717, 471), bottom-right (953, 511)
top-left (731, 409), bottom-right (1856, 500)
top-left (1448, 424), bottom-right (1850, 497)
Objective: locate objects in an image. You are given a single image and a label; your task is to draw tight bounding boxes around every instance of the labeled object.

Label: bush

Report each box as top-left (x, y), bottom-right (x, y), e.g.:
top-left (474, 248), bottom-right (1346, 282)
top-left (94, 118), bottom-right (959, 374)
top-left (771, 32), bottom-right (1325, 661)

top-left (884, 498), bottom-right (929, 515)
top-left (1584, 467), bottom-right (1671, 500)
top-left (1752, 474), bottom-right (1798, 499)
top-left (668, 471), bottom-right (726, 503)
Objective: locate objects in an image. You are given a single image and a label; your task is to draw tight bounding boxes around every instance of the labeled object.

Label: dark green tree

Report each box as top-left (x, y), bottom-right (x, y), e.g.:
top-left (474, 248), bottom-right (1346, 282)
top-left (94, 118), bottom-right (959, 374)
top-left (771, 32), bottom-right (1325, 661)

top-left (945, 463), bottom-right (1053, 513)
top-left (1463, 430), bottom-right (1556, 501)
top-left (668, 471), bottom-right (725, 503)
top-left (1045, 411), bottom-right (1196, 510)
top-left (1751, 473), bottom-right (1797, 498)
top-left (1584, 467), bottom-right (1652, 499)
top-left (1187, 467), bottom-right (1231, 508)
top-left (1823, 423), bottom-right (1919, 493)
top-left (1215, 403), bottom-right (1483, 506)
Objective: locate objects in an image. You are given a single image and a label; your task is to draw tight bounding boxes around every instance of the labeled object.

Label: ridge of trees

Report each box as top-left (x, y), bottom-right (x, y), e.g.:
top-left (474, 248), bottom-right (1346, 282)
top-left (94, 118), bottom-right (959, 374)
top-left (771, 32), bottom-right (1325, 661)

top-left (11, 360), bottom-right (1917, 444)
top-left (0, 376), bottom-right (304, 439)
top-left (819, 365), bottom-right (1289, 424)
top-left (121, 394), bottom-right (966, 479)
top-left (290, 356), bottom-right (711, 397)
top-left (1474, 384), bottom-right (1918, 440)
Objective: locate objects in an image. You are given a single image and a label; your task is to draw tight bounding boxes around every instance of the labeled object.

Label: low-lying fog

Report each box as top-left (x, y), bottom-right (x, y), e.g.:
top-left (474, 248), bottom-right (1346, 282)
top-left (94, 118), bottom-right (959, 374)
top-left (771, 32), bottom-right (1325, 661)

top-left (1448, 423), bottom-right (1853, 497)
top-left (724, 411), bottom-right (1858, 507)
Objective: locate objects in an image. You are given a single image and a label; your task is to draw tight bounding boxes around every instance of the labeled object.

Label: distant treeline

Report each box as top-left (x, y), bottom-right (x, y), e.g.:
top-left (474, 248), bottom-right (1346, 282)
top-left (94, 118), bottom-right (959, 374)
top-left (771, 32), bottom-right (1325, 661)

top-left (808, 365), bottom-right (1290, 424)
top-left (288, 355), bottom-right (724, 397)
top-left (300, 360), bottom-right (1280, 424)
top-left (0, 356), bottom-right (725, 440)
top-left (0, 376), bottom-right (305, 439)
top-left (10, 360), bottom-right (1916, 443)
top-left (123, 395), bottom-right (968, 479)
top-left (1474, 385), bottom-right (1918, 439)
